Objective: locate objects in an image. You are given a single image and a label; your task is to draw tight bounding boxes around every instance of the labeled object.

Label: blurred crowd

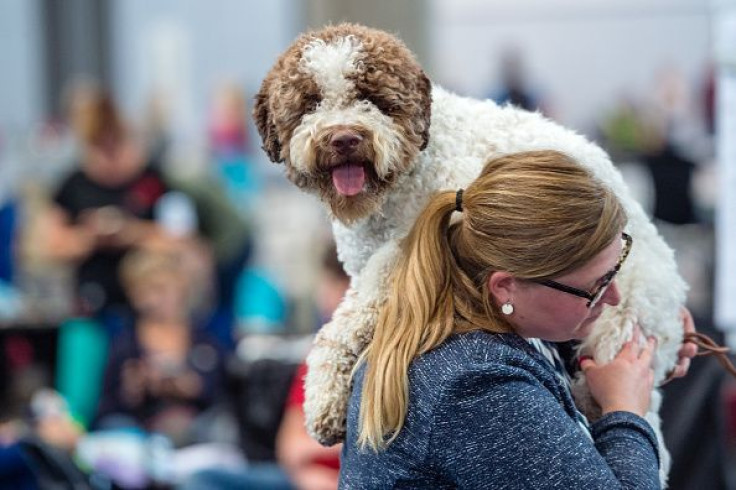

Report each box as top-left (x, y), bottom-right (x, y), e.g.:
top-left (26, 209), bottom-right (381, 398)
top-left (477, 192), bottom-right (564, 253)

top-left (0, 48), bottom-right (732, 489)
top-left (0, 81), bottom-right (341, 489)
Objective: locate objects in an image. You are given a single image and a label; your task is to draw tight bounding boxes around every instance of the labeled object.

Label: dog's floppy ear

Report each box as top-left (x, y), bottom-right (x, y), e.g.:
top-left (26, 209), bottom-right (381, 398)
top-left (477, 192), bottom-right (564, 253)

top-left (253, 79), bottom-right (283, 163)
top-left (417, 71), bottom-right (432, 151)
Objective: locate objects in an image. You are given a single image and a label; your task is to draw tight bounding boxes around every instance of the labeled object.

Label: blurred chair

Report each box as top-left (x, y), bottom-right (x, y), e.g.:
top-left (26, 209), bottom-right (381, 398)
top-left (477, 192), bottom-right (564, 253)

top-left (234, 268), bottom-right (287, 335)
top-left (54, 317), bottom-right (108, 428)
top-left (226, 356), bottom-right (298, 462)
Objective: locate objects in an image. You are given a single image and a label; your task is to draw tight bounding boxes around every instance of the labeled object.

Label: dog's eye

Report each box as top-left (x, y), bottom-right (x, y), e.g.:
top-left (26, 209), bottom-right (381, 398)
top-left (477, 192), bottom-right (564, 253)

top-left (303, 93), bottom-right (321, 113)
top-left (364, 94), bottom-right (393, 115)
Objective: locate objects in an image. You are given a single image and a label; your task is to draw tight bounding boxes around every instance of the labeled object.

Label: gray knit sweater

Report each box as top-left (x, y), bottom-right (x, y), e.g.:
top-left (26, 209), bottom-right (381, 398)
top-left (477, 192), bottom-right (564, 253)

top-left (339, 331), bottom-right (660, 489)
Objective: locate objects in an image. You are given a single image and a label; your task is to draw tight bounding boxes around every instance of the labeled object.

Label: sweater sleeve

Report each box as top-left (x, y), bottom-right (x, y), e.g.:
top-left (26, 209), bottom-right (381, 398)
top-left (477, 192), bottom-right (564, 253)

top-left (591, 411), bottom-right (661, 487)
top-left (428, 361), bottom-right (660, 490)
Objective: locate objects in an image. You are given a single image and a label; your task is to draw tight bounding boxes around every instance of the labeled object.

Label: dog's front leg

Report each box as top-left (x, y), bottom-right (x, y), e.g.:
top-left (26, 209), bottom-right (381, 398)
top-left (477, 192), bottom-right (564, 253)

top-left (304, 242), bottom-right (400, 445)
top-left (303, 287), bottom-right (376, 445)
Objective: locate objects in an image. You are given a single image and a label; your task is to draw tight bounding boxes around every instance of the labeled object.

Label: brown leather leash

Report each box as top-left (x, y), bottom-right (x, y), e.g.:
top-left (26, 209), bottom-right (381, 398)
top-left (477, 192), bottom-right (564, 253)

top-left (661, 332), bottom-right (736, 385)
top-left (666, 333), bottom-right (736, 383)
top-left (683, 332), bottom-right (736, 378)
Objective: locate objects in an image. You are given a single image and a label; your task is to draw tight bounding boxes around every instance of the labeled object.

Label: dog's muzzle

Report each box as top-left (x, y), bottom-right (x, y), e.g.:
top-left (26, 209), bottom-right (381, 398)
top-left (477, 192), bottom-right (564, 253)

top-left (319, 128), bottom-right (373, 197)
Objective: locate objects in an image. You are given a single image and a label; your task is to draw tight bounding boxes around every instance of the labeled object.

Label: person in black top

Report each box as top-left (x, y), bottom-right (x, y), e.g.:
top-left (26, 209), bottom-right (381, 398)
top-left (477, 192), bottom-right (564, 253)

top-left (44, 92), bottom-right (171, 335)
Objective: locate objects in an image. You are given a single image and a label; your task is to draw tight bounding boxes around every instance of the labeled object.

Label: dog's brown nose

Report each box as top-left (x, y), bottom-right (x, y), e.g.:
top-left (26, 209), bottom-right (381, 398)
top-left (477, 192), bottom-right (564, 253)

top-left (330, 131), bottom-right (362, 154)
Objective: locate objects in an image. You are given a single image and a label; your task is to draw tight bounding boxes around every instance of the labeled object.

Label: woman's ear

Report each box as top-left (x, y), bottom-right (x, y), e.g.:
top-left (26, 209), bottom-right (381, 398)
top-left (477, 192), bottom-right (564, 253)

top-left (487, 271), bottom-right (517, 305)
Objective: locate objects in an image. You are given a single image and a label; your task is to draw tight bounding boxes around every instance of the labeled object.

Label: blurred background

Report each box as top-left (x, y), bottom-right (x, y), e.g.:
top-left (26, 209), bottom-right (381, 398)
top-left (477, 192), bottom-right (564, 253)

top-left (0, 0), bottom-right (734, 488)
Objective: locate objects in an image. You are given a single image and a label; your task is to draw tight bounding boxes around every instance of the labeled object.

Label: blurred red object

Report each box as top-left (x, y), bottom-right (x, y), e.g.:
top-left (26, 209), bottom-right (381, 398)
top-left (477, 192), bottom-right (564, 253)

top-left (724, 380), bottom-right (736, 446)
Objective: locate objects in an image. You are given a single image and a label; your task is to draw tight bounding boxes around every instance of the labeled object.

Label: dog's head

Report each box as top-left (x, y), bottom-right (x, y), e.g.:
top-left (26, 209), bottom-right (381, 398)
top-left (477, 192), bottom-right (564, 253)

top-left (254, 23), bottom-right (432, 224)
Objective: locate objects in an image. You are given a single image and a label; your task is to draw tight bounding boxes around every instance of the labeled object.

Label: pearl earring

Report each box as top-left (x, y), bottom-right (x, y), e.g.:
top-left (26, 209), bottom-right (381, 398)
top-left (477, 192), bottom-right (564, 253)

top-left (501, 301), bottom-right (514, 316)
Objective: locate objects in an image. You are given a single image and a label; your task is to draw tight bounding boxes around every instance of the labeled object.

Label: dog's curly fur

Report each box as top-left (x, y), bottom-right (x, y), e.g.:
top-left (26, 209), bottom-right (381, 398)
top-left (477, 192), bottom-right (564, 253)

top-left (255, 23), bottom-right (687, 485)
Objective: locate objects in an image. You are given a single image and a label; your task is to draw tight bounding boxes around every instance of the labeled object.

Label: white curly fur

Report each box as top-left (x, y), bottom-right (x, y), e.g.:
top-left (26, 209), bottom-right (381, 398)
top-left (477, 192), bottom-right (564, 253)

top-left (300, 36), bottom-right (362, 105)
top-left (261, 26), bottom-right (687, 486)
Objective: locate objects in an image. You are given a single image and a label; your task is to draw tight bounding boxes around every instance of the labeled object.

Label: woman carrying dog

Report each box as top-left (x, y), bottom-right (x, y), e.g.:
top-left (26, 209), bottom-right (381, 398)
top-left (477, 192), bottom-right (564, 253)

top-left (340, 150), bottom-right (666, 488)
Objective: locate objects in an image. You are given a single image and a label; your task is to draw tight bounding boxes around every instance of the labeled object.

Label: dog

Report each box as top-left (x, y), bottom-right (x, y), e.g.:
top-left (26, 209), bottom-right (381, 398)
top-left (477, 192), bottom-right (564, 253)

top-left (255, 23), bottom-right (687, 483)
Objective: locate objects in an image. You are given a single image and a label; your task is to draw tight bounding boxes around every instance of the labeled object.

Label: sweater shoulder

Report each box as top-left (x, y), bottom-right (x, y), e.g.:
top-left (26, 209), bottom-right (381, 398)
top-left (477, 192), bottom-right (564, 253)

top-left (410, 330), bottom-right (547, 384)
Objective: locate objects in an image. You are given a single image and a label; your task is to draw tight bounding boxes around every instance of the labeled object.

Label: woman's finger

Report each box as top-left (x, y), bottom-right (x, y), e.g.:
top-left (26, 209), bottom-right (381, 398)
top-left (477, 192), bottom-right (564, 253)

top-left (678, 342), bottom-right (698, 360)
top-left (680, 307), bottom-right (695, 334)
top-left (678, 307), bottom-right (698, 360)
top-left (670, 358), bottom-right (691, 379)
top-left (579, 357), bottom-right (597, 372)
top-left (638, 336), bottom-right (657, 366)
top-left (620, 325), bottom-right (642, 359)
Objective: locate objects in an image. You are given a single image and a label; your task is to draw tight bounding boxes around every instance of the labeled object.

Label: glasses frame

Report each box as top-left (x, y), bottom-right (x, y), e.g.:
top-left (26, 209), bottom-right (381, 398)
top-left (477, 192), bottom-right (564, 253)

top-left (533, 232), bottom-right (632, 308)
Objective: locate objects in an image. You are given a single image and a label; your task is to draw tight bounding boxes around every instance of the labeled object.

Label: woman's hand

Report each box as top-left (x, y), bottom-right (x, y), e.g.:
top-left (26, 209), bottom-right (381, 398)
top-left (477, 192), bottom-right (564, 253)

top-left (668, 307), bottom-right (698, 380)
top-left (580, 325), bottom-right (656, 417)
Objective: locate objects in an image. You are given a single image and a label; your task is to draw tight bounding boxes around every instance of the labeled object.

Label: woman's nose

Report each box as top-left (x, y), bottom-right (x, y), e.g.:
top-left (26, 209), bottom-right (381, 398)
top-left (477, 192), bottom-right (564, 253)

top-left (602, 280), bottom-right (621, 307)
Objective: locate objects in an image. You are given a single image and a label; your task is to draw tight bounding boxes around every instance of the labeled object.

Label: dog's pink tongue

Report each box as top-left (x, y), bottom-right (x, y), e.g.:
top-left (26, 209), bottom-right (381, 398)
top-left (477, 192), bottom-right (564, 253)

top-left (332, 164), bottom-right (365, 196)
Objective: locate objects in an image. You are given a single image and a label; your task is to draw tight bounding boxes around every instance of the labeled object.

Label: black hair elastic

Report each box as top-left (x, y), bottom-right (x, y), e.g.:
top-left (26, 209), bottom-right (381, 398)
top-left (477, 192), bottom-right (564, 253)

top-left (455, 189), bottom-right (464, 212)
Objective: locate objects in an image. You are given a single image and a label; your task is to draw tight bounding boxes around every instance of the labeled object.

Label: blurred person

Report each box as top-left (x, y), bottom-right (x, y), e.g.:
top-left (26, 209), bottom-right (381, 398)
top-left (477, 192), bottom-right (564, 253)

top-left (42, 89), bottom-right (236, 338)
top-left (206, 82), bottom-right (262, 206)
top-left (643, 140), bottom-right (698, 226)
top-left (5, 246), bottom-right (228, 488)
top-left (273, 365), bottom-right (341, 490)
top-left (40, 89), bottom-right (253, 437)
top-left (637, 67), bottom-right (700, 226)
top-left (647, 65), bottom-right (710, 163)
top-left (94, 244), bottom-right (226, 446)
top-left (181, 242), bottom-right (348, 490)
top-left (41, 90), bottom-right (173, 336)
top-left (209, 82), bottom-right (251, 160)
top-left (489, 49), bottom-right (545, 114)
top-left (274, 244), bottom-right (347, 490)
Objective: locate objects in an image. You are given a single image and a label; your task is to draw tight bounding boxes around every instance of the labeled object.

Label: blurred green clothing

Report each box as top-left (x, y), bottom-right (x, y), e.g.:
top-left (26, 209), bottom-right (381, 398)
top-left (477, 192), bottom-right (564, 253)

top-left (164, 174), bottom-right (252, 266)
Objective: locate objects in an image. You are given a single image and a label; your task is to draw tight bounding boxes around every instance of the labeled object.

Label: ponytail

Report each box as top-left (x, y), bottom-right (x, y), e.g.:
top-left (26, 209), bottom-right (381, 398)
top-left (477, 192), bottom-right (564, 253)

top-left (358, 190), bottom-right (504, 450)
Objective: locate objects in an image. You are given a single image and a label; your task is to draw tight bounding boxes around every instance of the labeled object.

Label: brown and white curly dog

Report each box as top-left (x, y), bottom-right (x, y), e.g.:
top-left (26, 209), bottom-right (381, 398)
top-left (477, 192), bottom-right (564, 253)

top-left (255, 23), bottom-right (686, 484)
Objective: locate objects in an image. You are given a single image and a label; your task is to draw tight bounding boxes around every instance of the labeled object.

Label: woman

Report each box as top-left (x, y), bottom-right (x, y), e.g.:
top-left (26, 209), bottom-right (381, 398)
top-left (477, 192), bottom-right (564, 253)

top-left (43, 92), bottom-right (173, 333)
top-left (340, 150), bottom-right (662, 488)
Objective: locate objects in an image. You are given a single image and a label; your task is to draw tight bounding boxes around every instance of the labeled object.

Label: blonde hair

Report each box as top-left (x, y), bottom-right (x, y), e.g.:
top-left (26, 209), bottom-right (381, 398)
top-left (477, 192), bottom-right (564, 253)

top-left (120, 247), bottom-right (188, 293)
top-left (358, 150), bottom-right (628, 450)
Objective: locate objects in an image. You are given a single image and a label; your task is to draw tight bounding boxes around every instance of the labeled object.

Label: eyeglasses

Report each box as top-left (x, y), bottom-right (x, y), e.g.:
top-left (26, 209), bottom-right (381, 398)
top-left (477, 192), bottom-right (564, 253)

top-left (533, 232), bottom-right (632, 308)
